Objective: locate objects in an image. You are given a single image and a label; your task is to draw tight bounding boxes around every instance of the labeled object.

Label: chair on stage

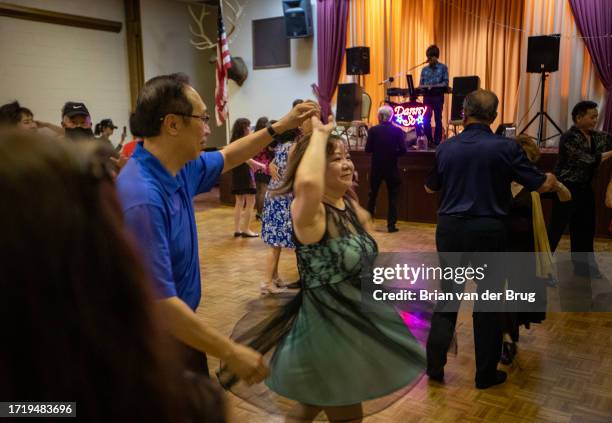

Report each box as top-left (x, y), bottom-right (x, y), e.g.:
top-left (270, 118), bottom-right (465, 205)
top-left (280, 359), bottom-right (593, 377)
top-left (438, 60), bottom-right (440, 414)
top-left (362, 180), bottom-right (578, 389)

top-left (353, 91), bottom-right (372, 148)
top-left (447, 118), bottom-right (463, 138)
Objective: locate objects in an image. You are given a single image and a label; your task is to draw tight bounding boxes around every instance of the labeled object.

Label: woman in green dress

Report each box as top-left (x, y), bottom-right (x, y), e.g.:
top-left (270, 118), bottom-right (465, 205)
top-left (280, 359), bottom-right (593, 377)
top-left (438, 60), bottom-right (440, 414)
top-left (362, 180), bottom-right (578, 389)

top-left (219, 115), bottom-right (427, 422)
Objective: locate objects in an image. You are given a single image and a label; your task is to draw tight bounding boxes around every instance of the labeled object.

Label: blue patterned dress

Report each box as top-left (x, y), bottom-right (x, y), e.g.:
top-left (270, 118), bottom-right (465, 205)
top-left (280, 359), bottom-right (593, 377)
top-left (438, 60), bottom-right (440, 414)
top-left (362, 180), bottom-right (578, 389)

top-left (262, 141), bottom-right (294, 248)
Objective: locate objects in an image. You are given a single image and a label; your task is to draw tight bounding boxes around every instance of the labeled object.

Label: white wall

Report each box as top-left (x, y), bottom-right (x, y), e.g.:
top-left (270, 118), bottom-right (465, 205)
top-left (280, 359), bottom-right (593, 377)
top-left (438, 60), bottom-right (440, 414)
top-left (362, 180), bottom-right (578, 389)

top-left (140, 0), bottom-right (225, 148)
top-left (227, 0), bottom-right (317, 129)
top-left (0, 0), bottom-right (131, 146)
top-left (0, 0), bottom-right (311, 148)
top-left (141, 0), bottom-right (205, 81)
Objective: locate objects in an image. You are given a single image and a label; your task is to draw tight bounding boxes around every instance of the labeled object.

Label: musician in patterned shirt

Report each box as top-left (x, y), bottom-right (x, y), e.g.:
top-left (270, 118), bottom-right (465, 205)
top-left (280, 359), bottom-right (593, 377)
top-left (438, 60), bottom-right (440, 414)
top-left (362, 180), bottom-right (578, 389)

top-left (419, 45), bottom-right (449, 146)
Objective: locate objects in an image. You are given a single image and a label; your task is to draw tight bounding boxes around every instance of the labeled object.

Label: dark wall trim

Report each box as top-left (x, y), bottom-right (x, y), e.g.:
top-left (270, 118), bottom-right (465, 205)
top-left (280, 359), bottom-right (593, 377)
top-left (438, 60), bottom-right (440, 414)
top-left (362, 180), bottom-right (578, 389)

top-left (124, 0), bottom-right (144, 110)
top-left (0, 2), bottom-right (122, 32)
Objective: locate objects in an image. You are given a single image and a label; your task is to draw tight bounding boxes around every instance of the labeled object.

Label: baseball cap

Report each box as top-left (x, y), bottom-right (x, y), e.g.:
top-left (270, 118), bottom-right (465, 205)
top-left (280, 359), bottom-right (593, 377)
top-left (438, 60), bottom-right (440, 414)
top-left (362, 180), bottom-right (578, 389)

top-left (100, 118), bottom-right (118, 129)
top-left (62, 102), bottom-right (90, 119)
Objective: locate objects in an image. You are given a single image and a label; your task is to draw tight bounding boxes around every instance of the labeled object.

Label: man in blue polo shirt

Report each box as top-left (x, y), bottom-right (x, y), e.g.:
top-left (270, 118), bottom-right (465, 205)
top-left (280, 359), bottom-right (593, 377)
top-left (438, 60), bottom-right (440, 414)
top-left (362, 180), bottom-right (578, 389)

top-left (116, 73), bottom-right (317, 385)
top-left (424, 89), bottom-right (562, 389)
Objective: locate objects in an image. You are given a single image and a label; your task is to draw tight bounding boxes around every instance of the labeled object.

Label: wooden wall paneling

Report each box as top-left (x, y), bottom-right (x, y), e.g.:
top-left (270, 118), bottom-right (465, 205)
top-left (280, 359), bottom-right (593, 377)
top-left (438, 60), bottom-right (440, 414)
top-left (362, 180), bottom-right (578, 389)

top-left (124, 0), bottom-right (144, 111)
top-left (0, 2), bottom-right (122, 32)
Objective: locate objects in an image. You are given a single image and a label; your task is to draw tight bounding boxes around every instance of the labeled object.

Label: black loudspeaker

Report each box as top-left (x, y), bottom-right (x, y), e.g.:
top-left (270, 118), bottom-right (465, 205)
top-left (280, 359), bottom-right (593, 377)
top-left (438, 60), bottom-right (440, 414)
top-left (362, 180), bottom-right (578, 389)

top-left (450, 76), bottom-right (480, 120)
top-left (336, 83), bottom-right (363, 122)
top-left (282, 0), bottom-right (312, 38)
top-left (527, 35), bottom-right (560, 73)
top-left (346, 47), bottom-right (370, 75)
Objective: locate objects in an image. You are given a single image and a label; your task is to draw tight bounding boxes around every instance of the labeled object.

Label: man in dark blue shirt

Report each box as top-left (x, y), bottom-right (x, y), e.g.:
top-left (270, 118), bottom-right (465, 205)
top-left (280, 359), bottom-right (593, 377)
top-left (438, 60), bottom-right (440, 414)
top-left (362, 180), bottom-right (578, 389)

top-left (116, 73), bottom-right (317, 384)
top-left (419, 45), bottom-right (449, 146)
top-left (366, 105), bottom-right (406, 232)
top-left (424, 89), bottom-right (560, 389)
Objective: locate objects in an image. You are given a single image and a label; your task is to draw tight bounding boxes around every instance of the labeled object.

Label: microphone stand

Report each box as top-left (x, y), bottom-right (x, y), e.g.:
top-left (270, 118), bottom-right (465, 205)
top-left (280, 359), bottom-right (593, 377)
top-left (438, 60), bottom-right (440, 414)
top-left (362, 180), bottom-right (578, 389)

top-left (379, 76), bottom-right (395, 102)
top-left (378, 76), bottom-right (395, 85)
top-left (379, 61), bottom-right (427, 102)
top-left (406, 60), bottom-right (429, 72)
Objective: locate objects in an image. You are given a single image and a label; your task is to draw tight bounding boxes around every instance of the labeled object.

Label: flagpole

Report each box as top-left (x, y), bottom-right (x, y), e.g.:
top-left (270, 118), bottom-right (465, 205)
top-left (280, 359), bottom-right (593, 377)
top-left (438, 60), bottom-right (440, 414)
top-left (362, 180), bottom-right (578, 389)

top-left (221, 0), bottom-right (229, 146)
top-left (215, 1), bottom-right (231, 145)
top-left (225, 101), bottom-right (230, 146)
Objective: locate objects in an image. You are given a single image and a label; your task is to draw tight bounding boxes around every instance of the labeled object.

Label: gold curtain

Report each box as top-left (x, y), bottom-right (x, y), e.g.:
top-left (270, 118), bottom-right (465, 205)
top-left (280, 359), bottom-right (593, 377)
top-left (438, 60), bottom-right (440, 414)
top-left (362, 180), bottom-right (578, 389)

top-left (434, 0), bottom-right (524, 129)
top-left (517, 0), bottom-right (607, 144)
top-left (341, 0), bottom-right (522, 129)
top-left (340, 0), bottom-right (435, 123)
top-left (341, 0), bottom-right (606, 135)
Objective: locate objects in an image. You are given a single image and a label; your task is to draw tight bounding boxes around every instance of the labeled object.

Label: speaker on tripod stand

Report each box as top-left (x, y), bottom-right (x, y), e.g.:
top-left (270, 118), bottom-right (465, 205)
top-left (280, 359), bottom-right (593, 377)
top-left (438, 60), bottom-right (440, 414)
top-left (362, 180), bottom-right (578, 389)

top-left (520, 34), bottom-right (563, 146)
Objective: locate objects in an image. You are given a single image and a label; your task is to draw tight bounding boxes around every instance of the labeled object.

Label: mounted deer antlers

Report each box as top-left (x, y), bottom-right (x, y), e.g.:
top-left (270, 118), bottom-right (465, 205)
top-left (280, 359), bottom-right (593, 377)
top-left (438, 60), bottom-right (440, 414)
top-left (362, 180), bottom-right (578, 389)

top-left (188, 5), bottom-right (214, 50)
top-left (223, 0), bottom-right (244, 36)
top-left (188, 0), bottom-right (244, 51)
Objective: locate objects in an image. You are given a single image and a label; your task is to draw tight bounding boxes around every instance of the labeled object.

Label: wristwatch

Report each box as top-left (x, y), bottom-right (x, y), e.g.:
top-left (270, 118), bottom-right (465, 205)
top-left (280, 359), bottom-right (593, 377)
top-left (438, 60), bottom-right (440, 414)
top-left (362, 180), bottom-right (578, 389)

top-left (266, 121), bottom-right (277, 137)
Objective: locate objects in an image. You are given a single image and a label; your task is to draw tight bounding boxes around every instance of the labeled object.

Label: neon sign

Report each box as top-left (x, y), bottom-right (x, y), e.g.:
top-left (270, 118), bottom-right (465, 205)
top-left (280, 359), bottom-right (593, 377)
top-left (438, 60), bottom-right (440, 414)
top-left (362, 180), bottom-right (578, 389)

top-left (388, 102), bottom-right (429, 128)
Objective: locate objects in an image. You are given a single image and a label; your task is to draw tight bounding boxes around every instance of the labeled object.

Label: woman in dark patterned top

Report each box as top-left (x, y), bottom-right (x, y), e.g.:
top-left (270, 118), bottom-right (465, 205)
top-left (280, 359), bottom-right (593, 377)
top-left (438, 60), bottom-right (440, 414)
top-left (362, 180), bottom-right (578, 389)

top-left (548, 101), bottom-right (612, 278)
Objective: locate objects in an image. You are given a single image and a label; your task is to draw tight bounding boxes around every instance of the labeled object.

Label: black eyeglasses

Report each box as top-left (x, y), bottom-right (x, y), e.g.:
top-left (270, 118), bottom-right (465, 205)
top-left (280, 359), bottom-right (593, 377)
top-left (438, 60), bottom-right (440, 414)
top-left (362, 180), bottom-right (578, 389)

top-left (161, 113), bottom-right (210, 124)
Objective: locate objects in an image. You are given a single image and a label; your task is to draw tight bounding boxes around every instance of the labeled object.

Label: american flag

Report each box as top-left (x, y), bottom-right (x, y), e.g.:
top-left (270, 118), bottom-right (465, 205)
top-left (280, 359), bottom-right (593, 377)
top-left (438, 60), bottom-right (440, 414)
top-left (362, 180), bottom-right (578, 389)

top-left (215, 3), bottom-right (231, 127)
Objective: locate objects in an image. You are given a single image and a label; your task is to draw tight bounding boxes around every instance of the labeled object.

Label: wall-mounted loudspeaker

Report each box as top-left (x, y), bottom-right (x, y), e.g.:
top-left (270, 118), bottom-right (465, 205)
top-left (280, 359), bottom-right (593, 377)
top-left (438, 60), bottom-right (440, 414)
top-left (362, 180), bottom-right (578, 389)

top-left (282, 0), bottom-right (313, 38)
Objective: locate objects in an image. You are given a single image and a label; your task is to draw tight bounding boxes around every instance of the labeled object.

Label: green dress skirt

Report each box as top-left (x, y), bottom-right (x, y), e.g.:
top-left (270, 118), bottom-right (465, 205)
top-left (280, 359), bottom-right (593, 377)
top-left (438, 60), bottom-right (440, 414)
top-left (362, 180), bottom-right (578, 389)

top-left (219, 200), bottom-right (429, 418)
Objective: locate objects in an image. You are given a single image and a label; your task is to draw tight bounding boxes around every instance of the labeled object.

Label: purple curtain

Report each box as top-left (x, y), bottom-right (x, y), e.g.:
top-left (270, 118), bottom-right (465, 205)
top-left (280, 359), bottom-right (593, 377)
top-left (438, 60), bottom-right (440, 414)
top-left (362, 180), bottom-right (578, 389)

top-left (569, 0), bottom-right (612, 132)
top-left (312, 0), bottom-right (349, 121)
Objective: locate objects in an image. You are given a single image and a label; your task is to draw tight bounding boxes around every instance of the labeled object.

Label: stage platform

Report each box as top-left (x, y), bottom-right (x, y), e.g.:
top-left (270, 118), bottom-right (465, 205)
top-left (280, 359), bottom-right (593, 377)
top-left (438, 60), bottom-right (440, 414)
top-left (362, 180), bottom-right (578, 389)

top-left (219, 148), bottom-right (612, 238)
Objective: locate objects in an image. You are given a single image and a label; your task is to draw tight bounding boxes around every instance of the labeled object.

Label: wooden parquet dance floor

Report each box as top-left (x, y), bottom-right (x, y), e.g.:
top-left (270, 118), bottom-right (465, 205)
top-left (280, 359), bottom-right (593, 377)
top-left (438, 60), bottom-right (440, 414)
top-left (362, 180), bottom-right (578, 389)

top-left (193, 190), bottom-right (612, 422)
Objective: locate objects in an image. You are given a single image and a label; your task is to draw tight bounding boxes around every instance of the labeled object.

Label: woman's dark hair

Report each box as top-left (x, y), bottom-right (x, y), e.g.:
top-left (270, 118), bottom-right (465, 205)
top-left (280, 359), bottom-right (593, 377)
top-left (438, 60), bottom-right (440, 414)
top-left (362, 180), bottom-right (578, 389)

top-left (571, 100), bottom-right (598, 123)
top-left (230, 118), bottom-right (251, 143)
top-left (272, 120), bottom-right (303, 145)
top-left (254, 117), bottom-right (268, 132)
top-left (275, 128), bottom-right (301, 144)
top-left (426, 44), bottom-right (440, 58)
top-left (94, 120), bottom-right (113, 136)
top-left (0, 101), bottom-right (33, 126)
top-left (0, 131), bottom-right (226, 422)
top-left (267, 119), bottom-right (279, 150)
top-left (130, 73), bottom-right (193, 138)
top-left (272, 133), bottom-right (343, 196)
